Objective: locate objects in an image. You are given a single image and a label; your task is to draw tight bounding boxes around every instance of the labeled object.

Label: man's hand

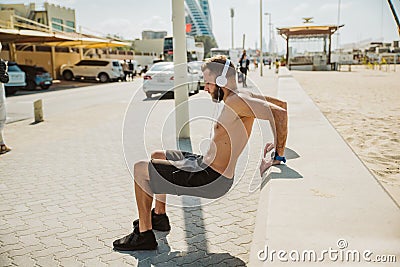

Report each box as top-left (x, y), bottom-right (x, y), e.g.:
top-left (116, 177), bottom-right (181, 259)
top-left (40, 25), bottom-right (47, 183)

top-left (263, 142), bottom-right (274, 157)
top-left (260, 142), bottom-right (286, 176)
top-left (260, 157), bottom-right (274, 176)
top-left (260, 142), bottom-right (274, 176)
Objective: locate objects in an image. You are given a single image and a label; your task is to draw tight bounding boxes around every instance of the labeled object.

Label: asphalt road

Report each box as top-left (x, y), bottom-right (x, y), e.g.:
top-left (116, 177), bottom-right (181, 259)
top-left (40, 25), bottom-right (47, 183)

top-left (5, 79), bottom-right (142, 124)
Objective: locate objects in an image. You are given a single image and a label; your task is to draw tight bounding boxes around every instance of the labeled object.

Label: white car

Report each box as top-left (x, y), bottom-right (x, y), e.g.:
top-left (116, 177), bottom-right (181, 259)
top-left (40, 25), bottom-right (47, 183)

top-left (188, 61), bottom-right (205, 89)
top-left (142, 62), bottom-right (200, 98)
top-left (4, 62), bottom-right (26, 96)
top-left (60, 59), bottom-right (124, 83)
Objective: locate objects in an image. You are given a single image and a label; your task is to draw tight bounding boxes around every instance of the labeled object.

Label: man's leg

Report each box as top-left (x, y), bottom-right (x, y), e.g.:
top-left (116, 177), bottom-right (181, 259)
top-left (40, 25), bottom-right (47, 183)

top-left (133, 160), bottom-right (153, 232)
top-left (150, 150), bottom-right (167, 215)
top-left (113, 160), bottom-right (158, 251)
top-left (0, 98), bottom-right (11, 153)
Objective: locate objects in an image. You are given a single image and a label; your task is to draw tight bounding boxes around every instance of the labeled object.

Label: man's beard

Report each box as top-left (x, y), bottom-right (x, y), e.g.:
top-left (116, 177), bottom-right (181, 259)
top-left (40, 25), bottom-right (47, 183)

top-left (212, 87), bottom-right (224, 102)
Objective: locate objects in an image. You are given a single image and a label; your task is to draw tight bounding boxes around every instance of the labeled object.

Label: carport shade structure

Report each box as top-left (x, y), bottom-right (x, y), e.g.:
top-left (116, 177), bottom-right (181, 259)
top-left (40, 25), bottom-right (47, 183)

top-left (0, 28), bottom-right (129, 78)
top-left (277, 24), bottom-right (344, 68)
top-left (0, 28), bottom-right (129, 47)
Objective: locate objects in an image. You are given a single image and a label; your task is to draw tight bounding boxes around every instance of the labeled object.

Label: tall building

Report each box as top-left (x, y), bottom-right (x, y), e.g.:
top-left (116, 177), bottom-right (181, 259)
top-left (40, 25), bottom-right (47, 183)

top-left (184, 0), bottom-right (214, 38)
top-left (0, 3), bottom-right (76, 32)
top-left (142, 30), bottom-right (167, 40)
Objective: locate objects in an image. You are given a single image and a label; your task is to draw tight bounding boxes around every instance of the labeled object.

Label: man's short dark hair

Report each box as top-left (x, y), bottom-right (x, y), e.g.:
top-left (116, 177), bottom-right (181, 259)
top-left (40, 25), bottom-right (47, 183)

top-left (201, 55), bottom-right (236, 80)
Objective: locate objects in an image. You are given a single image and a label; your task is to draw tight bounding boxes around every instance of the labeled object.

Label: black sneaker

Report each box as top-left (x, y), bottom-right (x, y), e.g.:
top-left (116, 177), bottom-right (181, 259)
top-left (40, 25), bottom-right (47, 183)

top-left (133, 209), bottom-right (171, 232)
top-left (113, 227), bottom-right (157, 251)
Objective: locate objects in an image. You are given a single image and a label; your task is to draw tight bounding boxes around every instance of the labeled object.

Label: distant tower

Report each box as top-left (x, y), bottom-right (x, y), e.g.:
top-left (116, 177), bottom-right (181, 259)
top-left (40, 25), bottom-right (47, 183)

top-left (185, 0), bottom-right (215, 38)
top-left (199, 0), bottom-right (212, 30)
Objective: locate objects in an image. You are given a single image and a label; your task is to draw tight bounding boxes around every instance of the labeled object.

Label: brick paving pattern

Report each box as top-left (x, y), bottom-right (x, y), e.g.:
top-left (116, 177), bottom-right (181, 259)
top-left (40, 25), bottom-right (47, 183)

top-left (1, 71), bottom-right (277, 266)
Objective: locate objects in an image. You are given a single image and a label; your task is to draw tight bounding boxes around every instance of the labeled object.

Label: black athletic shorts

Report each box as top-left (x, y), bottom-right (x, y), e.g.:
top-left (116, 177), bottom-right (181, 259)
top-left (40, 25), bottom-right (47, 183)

top-left (148, 150), bottom-right (233, 199)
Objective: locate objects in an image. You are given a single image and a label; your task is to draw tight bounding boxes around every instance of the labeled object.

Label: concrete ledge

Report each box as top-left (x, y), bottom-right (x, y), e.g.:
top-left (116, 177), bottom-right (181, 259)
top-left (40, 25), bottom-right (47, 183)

top-left (249, 67), bottom-right (400, 266)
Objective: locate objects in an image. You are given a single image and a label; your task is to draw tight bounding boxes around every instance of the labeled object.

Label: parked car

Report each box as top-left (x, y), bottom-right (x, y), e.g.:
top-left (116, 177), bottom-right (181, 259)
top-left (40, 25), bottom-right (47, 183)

top-left (18, 64), bottom-right (53, 90)
top-left (60, 59), bottom-right (124, 83)
top-left (188, 61), bottom-right (205, 89)
top-left (142, 62), bottom-right (200, 98)
top-left (4, 62), bottom-right (26, 96)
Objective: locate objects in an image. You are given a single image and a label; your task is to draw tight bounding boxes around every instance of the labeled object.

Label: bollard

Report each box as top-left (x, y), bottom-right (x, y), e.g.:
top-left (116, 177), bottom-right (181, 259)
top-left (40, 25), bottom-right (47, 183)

top-left (34, 99), bottom-right (44, 123)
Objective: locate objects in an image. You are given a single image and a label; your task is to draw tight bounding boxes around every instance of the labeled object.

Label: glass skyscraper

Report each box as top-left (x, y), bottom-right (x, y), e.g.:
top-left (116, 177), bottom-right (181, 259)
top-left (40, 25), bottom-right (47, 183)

top-left (185, 0), bottom-right (214, 38)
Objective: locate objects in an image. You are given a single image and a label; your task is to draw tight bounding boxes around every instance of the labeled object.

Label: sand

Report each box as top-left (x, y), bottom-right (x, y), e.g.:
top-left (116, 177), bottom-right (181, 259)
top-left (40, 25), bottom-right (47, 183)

top-left (291, 65), bottom-right (400, 206)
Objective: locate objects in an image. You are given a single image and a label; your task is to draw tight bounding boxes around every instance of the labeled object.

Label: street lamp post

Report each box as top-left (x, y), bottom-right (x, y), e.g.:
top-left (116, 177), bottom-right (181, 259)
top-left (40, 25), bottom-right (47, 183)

top-left (259, 0), bottom-right (263, 76)
top-left (230, 8), bottom-right (234, 49)
top-left (172, 0), bottom-right (190, 139)
top-left (264, 12), bottom-right (272, 68)
top-left (336, 0), bottom-right (342, 71)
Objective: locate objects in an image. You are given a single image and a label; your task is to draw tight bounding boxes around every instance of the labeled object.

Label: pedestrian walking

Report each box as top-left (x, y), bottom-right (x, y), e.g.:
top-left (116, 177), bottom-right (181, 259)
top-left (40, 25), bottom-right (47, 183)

top-left (239, 50), bottom-right (250, 87)
top-left (0, 42), bottom-right (11, 155)
top-left (122, 60), bottom-right (131, 81)
top-left (274, 59), bottom-right (280, 74)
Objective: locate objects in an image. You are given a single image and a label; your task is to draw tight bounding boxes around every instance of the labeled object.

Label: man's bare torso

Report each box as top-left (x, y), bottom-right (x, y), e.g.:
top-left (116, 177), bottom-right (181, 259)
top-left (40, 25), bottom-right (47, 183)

top-left (203, 91), bottom-right (255, 178)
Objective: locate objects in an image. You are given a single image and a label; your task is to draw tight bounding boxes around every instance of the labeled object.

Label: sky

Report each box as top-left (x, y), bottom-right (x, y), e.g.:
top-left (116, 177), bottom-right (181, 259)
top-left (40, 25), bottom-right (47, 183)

top-left (3, 0), bottom-right (400, 52)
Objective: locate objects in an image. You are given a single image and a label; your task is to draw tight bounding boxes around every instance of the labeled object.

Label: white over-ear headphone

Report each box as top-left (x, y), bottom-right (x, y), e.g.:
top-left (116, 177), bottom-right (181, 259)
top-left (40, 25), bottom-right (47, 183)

top-left (215, 59), bottom-right (230, 87)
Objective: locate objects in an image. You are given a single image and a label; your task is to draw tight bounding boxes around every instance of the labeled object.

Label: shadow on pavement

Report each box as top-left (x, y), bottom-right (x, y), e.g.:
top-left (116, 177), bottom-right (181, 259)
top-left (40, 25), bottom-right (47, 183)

top-left (121, 230), bottom-right (245, 266)
top-left (269, 164), bottom-right (303, 180)
top-left (261, 165), bottom-right (303, 190)
top-left (260, 147), bottom-right (303, 190)
top-left (285, 147), bottom-right (300, 160)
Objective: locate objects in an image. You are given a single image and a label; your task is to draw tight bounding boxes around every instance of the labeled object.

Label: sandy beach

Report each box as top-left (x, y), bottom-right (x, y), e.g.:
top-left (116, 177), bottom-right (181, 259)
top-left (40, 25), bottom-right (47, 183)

top-left (292, 65), bottom-right (400, 206)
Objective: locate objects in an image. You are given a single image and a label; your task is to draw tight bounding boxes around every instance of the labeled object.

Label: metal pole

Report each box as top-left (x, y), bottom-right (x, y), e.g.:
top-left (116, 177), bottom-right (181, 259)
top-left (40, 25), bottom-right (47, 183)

top-left (269, 14), bottom-right (272, 56)
top-left (264, 13), bottom-right (269, 55)
top-left (265, 12), bottom-right (272, 69)
top-left (230, 8), bottom-right (234, 49)
top-left (337, 0), bottom-right (341, 71)
top-left (172, 0), bottom-right (190, 139)
top-left (50, 46), bottom-right (56, 79)
top-left (242, 34), bottom-right (245, 50)
top-left (259, 0), bottom-right (263, 76)
top-left (286, 36), bottom-right (289, 69)
top-left (265, 13), bottom-right (272, 55)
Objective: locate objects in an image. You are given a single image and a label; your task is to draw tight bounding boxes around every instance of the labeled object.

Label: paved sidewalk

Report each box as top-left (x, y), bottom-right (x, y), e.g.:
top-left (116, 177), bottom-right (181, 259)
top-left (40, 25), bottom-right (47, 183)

top-left (249, 67), bottom-right (400, 266)
top-left (0, 69), bottom-right (278, 266)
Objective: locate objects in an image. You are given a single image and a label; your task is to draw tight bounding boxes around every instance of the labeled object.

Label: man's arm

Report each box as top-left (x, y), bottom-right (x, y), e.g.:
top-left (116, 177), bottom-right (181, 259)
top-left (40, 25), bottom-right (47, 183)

top-left (250, 92), bottom-right (287, 110)
top-left (228, 93), bottom-right (288, 157)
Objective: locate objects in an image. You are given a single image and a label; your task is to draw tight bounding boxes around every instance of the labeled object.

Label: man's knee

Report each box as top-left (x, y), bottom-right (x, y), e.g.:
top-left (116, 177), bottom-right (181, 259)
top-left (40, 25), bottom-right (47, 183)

top-left (151, 150), bottom-right (166, 160)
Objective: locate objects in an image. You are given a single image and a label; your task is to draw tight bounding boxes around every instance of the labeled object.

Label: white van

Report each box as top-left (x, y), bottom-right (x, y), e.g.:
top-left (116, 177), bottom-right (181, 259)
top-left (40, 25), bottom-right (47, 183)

top-left (60, 59), bottom-right (124, 82)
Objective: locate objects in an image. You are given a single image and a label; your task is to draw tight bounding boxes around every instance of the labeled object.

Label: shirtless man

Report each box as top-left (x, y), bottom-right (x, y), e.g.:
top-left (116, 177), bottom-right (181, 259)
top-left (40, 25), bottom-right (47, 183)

top-left (113, 56), bottom-right (288, 251)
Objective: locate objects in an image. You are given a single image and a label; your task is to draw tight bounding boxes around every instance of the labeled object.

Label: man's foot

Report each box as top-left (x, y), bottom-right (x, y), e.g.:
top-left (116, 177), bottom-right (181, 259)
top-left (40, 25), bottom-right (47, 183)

top-left (0, 144), bottom-right (11, 155)
top-left (113, 227), bottom-right (157, 251)
top-left (133, 208), bottom-right (171, 232)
